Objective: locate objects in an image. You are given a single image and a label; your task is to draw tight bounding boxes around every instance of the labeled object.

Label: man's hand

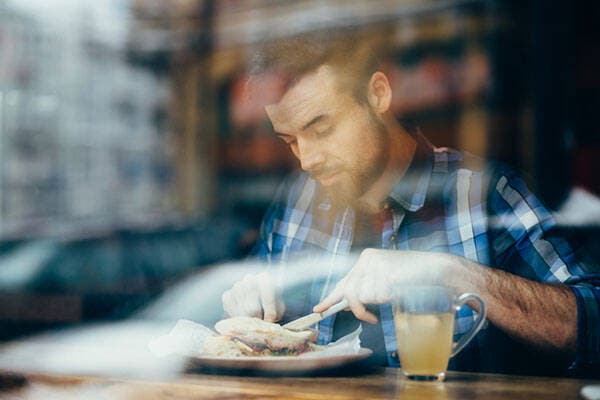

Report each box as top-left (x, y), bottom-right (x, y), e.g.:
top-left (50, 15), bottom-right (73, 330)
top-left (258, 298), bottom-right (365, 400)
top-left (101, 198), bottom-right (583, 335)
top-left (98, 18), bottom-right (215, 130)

top-left (222, 271), bottom-right (285, 322)
top-left (313, 248), bottom-right (456, 323)
top-left (312, 248), bottom-right (577, 354)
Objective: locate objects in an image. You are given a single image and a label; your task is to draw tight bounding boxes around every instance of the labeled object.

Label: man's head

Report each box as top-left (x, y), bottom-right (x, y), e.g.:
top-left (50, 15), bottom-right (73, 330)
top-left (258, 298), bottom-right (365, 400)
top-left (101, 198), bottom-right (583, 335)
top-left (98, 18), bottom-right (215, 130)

top-left (251, 29), bottom-right (382, 107)
top-left (254, 29), bottom-right (412, 208)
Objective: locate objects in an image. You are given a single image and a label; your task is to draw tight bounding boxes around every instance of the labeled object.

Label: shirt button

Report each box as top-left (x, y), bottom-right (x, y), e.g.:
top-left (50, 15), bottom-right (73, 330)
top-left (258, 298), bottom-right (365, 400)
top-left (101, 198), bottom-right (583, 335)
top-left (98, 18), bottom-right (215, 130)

top-left (391, 352), bottom-right (398, 359)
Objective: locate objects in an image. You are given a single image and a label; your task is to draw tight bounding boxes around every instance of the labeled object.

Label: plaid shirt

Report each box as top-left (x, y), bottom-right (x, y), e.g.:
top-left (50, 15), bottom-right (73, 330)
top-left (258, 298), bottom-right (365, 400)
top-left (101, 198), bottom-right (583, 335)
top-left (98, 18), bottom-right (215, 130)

top-left (253, 133), bottom-right (600, 374)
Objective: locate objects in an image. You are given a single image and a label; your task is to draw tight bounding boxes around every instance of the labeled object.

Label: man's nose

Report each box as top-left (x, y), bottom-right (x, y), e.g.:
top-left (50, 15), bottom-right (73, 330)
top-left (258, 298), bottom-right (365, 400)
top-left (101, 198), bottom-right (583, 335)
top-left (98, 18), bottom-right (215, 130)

top-left (298, 139), bottom-right (325, 172)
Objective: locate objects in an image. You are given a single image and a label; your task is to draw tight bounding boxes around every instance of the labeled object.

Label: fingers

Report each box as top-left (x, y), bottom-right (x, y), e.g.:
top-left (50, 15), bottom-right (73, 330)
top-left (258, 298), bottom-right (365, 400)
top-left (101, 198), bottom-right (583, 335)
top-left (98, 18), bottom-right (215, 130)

top-left (312, 277), bottom-right (378, 324)
top-left (276, 299), bottom-right (286, 320)
top-left (222, 274), bottom-right (261, 318)
top-left (238, 276), bottom-right (263, 317)
top-left (258, 272), bottom-right (279, 322)
top-left (347, 299), bottom-right (378, 324)
top-left (221, 289), bottom-right (237, 317)
top-left (314, 249), bottom-right (390, 323)
top-left (345, 276), bottom-right (378, 324)
top-left (222, 281), bottom-right (248, 317)
top-left (222, 272), bottom-right (283, 322)
top-left (313, 280), bottom-right (345, 313)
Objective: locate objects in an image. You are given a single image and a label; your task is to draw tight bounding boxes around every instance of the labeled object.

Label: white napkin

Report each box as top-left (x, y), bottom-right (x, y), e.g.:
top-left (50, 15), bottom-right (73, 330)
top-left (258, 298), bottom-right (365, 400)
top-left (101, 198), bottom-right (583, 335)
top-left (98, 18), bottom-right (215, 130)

top-left (148, 319), bottom-right (216, 357)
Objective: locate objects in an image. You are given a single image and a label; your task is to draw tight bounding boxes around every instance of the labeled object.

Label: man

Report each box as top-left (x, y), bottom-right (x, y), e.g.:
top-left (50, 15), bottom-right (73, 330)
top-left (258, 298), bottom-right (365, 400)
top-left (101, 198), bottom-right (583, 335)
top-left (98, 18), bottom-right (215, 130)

top-left (221, 32), bottom-right (600, 376)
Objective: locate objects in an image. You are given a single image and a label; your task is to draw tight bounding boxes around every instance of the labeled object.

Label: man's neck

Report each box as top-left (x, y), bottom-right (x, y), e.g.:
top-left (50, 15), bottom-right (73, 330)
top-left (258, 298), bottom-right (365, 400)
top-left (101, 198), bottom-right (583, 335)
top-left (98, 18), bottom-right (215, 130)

top-left (356, 122), bottom-right (417, 214)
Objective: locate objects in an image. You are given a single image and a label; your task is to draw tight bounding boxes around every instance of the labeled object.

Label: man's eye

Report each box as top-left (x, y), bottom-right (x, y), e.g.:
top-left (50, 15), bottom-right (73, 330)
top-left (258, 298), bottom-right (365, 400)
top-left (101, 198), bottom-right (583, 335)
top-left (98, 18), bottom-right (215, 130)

top-left (316, 126), bottom-right (333, 137)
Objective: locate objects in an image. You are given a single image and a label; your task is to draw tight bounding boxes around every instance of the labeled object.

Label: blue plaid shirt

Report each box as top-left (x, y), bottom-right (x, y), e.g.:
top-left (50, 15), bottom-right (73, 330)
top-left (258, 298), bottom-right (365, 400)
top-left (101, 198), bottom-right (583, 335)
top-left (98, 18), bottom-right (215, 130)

top-left (253, 133), bottom-right (600, 375)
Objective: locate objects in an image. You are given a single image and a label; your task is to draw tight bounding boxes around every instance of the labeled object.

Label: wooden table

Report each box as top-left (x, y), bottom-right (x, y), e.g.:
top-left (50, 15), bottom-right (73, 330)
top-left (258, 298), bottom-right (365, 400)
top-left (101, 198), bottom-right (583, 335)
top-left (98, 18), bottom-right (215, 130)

top-left (1, 368), bottom-right (597, 399)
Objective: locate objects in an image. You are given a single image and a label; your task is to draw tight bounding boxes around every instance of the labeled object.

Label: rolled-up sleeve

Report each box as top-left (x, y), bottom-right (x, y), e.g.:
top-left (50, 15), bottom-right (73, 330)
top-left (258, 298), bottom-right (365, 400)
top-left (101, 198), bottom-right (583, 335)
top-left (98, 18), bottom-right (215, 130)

top-left (570, 282), bottom-right (600, 371)
top-left (488, 167), bottom-right (600, 374)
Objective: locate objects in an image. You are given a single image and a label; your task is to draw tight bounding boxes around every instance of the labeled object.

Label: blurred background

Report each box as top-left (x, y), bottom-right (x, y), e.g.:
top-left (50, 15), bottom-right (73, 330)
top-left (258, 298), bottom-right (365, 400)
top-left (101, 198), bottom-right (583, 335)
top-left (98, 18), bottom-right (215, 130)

top-left (0, 0), bottom-right (599, 343)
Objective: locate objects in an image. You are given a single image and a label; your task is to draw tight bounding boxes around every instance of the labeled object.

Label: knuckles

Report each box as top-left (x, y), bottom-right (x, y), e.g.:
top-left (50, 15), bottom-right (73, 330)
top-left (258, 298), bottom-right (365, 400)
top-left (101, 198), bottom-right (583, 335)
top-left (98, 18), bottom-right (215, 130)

top-left (222, 272), bottom-right (280, 319)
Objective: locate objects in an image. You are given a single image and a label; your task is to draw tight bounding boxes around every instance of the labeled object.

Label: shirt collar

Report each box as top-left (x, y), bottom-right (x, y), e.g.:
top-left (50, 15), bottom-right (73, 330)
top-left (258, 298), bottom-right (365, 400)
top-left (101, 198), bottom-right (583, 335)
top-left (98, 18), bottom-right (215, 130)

top-left (388, 132), bottom-right (434, 212)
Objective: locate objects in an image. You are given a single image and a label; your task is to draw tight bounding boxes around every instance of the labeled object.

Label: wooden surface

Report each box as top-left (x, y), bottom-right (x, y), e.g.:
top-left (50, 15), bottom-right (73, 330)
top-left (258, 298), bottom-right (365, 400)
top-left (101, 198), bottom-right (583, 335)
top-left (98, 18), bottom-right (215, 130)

top-left (0, 368), bottom-right (597, 400)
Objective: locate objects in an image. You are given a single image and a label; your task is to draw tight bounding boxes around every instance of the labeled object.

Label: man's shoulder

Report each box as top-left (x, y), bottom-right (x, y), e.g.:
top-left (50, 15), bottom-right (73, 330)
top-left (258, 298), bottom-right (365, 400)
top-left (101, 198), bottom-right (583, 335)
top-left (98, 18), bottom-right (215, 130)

top-left (431, 147), bottom-right (489, 174)
top-left (428, 146), bottom-right (525, 197)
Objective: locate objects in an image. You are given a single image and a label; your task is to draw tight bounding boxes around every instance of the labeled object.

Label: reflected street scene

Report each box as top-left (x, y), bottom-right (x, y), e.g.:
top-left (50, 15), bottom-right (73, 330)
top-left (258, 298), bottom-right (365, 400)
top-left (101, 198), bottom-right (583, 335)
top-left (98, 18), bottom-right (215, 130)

top-left (1, 0), bottom-right (599, 394)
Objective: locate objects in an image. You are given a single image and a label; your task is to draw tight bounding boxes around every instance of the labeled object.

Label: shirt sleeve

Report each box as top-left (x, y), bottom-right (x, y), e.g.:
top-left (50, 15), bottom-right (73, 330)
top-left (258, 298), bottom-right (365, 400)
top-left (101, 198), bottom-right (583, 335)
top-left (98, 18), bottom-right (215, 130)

top-left (487, 167), bottom-right (600, 373)
top-left (571, 282), bottom-right (600, 373)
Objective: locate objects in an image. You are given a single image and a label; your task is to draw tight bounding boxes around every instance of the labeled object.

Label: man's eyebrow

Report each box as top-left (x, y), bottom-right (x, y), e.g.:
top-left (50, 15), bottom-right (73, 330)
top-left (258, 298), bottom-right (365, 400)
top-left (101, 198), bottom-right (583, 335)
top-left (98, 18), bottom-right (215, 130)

top-left (301, 114), bottom-right (329, 131)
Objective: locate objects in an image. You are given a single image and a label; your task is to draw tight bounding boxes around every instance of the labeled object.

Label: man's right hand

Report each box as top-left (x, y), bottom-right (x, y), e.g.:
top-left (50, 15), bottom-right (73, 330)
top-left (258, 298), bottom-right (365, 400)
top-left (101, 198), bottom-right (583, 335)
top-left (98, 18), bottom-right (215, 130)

top-left (222, 271), bottom-right (285, 322)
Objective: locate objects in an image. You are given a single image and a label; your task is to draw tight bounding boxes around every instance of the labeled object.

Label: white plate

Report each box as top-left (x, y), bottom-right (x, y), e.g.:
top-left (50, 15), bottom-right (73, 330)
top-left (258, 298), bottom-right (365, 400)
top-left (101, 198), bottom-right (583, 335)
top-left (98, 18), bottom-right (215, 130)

top-left (186, 348), bottom-right (373, 373)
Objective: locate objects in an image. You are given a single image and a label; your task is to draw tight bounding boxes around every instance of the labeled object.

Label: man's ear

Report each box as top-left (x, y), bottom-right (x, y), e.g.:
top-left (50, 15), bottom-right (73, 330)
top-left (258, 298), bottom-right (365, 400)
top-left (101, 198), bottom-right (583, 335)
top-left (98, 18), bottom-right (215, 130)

top-left (367, 71), bottom-right (392, 114)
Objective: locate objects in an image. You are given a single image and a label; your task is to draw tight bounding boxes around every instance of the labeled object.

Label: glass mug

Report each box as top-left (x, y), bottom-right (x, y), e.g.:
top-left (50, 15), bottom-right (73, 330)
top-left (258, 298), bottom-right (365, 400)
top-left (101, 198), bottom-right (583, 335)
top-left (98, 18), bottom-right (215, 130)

top-left (392, 285), bottom-right (487, 381)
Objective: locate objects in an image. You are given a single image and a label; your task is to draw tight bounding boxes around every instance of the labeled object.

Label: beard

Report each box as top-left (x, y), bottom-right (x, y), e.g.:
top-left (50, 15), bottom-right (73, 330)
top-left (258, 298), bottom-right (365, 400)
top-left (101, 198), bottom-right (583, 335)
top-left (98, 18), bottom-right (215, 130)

top-left (325, 111), bottom-right (389, 208)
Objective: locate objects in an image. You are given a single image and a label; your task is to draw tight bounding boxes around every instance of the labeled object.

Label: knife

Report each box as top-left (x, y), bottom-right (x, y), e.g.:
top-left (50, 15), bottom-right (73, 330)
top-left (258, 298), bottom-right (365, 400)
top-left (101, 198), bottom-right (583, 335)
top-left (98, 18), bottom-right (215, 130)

top-left (282, 299), bottom-right (349, 331)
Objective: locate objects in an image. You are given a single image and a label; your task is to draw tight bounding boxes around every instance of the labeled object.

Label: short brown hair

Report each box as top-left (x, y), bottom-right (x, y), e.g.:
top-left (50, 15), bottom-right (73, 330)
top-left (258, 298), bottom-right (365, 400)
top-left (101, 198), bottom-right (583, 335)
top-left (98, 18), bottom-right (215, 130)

top-left (249, 27), bottom-right (387, 105)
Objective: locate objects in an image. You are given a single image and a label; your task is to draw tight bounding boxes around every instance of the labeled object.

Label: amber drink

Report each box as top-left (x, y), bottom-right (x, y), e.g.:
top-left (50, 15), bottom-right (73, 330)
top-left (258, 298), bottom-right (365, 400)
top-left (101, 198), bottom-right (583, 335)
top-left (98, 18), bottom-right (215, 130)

top-left (394, 312), bottom-right (454, 378)
top-left (392, 286), bottom-right (486, 381)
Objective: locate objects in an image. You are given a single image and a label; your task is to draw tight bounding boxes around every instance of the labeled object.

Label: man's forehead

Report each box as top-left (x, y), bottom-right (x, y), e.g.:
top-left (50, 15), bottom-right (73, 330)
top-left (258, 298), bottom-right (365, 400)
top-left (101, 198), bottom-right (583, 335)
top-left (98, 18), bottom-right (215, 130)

top-left (265, 66), bottom-right (338, 132)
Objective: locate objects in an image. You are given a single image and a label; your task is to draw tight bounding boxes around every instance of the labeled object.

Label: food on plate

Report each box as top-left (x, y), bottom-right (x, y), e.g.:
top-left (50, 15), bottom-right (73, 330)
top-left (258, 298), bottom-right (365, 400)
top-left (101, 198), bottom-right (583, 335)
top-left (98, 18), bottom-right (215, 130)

top-left (203, 316), bottom-right (320, 357)
top-left (202, 335), bottom-right (247, 357)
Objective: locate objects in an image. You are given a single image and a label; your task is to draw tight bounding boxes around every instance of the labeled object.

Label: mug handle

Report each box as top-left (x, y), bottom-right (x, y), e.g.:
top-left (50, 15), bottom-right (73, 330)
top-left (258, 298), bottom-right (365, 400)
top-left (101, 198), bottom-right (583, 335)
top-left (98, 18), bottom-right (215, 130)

top-left (450, 293), bottom-right (487, 357)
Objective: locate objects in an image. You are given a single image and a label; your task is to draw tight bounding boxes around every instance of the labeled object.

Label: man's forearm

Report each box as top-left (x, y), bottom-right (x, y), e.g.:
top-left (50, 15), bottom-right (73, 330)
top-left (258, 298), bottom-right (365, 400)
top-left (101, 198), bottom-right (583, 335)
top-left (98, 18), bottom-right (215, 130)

top-left (315, 249), bottom-right (579, 355)
top-left (452, 257), bottom-right (577, 354)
